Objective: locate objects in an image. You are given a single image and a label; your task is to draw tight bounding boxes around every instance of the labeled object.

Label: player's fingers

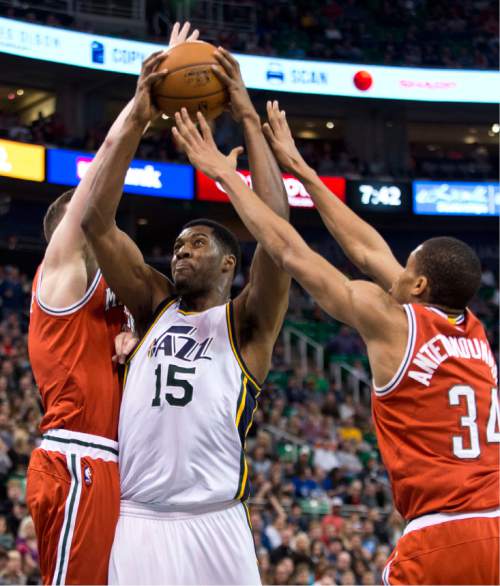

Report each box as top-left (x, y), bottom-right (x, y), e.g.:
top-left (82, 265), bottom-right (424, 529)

top-left (211, 65), bottom-right (232, 87)
top-left (172, 126), bottom-right (188, 151)
top-left (262, 122), bottom-right (277, 145)
top-left (267, 101), bottom-right (281, 132)
top-left (169, 22), bottom-right (180, 44)
top-left (187, 29), bottom-right (200, 42)
top-left (218, 47), bottom-right (240, 69)
top-left (178, 21), bottom-right (191, 42)
top-left (142, 50), bottom-right (164, 74)
top-left (214, 51), bottom-right (234, 75)
top-left (144, 70), bottom-right (168, 88)
top-left (123, 336), bottom-right (138, 353)
top-left (196, 111), bottom-right (214, 143)
top-left (179, 109), bottom-right (202, 145)
top-left (181, 107), bottom-right (199, 136)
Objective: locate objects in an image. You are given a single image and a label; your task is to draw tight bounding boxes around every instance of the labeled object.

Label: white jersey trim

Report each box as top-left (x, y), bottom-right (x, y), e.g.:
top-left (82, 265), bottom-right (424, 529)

top-left (373, 304), bottom-right (417, 397)
top-left (36, 265), bottom-right (101, 316)
top-left (40, 428), bottom-right (118, 462)
top-left (52, 452), bottom-right (83, 585)
top-left (403, 507), bottom-right (500, 536)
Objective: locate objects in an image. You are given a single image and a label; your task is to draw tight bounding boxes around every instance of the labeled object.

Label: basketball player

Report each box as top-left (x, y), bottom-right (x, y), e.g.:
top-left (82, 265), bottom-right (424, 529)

top-left (80, 50), bottom-right (290, 584)
top-left (26, 23), bottom-right (199, 585)
top-left (173, 107), bottom-right (500, 585)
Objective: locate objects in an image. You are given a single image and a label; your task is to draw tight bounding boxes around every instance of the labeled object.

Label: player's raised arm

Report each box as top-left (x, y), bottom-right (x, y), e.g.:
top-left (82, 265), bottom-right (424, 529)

top-left (81, 23), bottom-right (199, 330)
top-left (212, 48), bottom-right (290, 382)
top-left (262, 102), bottom-right (404, 291)
top-left (173, 110), bottom-right (407, 383)
top-left (81, 51), bottom-right (172, 328)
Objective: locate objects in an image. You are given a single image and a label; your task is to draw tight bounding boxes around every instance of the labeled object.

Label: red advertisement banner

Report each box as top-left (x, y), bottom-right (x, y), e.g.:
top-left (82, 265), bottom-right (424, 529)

top-left (196, 170), bottom-right (346, 208)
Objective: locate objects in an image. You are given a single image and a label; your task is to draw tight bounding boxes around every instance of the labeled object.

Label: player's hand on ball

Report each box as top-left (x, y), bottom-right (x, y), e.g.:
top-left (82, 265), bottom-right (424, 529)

top-left (113, 331), bottom-right (139, 365)
top-left (263, 100), bottom-right (306, 174)
top-left (172, 109), bottom-right (232, 180)
top-left (212, 47), bottom-right (257, 123)
top-left (168, 21), bottom-right (200, 47)
top-left (131, 51), bottom-right (169, 126)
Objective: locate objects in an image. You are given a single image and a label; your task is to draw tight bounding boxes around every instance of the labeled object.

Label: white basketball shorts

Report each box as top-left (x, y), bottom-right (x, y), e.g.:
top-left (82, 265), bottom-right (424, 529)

top-left (109, 500), bottom-right (261, 585)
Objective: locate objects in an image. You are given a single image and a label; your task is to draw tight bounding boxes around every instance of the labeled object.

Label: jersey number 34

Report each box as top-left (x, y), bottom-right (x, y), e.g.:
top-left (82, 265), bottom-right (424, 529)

top-left (449, 386), bottom-right (500, 459)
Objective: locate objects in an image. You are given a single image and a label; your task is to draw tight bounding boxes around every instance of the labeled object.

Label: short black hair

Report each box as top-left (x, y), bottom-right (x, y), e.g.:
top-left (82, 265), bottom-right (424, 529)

top-left (181, 218), bottom-right (241, 274)
top-left (415, 237), bottom-right (481, 310)
top-left (43, 189), bottom-right (75, 243)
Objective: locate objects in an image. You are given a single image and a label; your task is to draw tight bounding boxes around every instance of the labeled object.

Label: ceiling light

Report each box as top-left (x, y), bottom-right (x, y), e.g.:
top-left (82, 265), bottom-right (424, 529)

top-left (491, 123), bottom-right (500, 134)
top-left (463, 135), bottom-right (476, 144)
top-left (161, 113), bottom-right (169, 120)
top-left (16, 89), bottom-right (24, 96)
top-left (326, 121), bottom-right (335, 129)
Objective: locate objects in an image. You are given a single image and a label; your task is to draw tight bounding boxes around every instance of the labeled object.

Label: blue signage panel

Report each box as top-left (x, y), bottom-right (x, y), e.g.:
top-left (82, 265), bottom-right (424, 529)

top-left (46, 148), bottom-right (194, 200)
top-left (413, 181), bottom-right (500, 216)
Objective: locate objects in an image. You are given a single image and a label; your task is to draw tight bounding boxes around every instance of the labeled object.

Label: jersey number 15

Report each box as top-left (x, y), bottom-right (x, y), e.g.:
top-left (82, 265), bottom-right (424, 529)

top-left (152, 364), bottom-right (195, 407)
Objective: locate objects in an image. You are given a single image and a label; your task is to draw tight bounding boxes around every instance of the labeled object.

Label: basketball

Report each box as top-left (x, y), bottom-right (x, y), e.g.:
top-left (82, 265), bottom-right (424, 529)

top-left (153, 41), bottom-right (228, 120)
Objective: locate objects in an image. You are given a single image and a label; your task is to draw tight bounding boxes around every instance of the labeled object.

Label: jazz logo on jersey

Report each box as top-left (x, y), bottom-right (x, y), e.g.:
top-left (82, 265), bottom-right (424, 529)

top-left (147, 325), bottom-right (213, 362)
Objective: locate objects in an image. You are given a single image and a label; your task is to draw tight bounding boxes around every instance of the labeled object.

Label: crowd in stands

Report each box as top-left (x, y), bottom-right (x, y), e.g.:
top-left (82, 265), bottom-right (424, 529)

top-left (1, 0), bottom-right (498, 70)
top-left (0, 255), bottom-right (497, 584)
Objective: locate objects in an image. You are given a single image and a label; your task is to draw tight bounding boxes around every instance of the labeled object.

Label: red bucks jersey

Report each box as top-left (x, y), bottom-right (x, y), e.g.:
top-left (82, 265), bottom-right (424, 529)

top-left (372, 303), bottom-right (499, 520)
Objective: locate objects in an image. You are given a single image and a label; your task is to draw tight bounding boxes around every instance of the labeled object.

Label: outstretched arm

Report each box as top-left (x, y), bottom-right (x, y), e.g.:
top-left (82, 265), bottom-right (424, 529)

top-left (41, 23), bottom-right (199, 312)
top-left (212, 49), bottom-right (290, 382)
top-left (262, 102), bottom-right (403, 291)
top-left (81, 24), bottom-right (199, 330)
top-left (172, 111), bottom-right (407, 388)
top-left (81, 52), bottom-right (171, 328)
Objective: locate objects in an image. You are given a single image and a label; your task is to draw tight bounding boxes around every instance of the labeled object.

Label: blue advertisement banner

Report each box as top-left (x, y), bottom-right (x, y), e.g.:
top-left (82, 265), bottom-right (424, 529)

top-left (413, 181), bottom-right (500, 216)
top-left (46, 148), bottom-right (194, 199)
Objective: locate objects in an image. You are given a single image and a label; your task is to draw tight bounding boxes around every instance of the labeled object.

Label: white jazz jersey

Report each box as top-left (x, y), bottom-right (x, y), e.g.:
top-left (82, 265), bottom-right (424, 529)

top-left (119, 298), bottom-right (260, 509)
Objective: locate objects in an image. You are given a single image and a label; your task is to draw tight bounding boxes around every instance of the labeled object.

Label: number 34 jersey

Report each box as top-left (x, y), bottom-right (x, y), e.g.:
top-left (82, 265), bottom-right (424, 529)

top-left (372, 303), bottom-right (499, 521)
top-left (118, 299), bottom-right (260, 509)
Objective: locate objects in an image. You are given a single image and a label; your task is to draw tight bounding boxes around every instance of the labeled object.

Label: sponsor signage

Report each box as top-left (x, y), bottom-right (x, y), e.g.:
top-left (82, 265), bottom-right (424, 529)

top-left (196, 170), bottom-right (345, 208)
top-left (347, 180), bottom-right (411, 213)
top-left (413, 181), bottom-right (500, 216)
top-left (0, 138), bottom-right (44, 182)
top-left (46, 148), bottom-right (194, 199)
top-left (0, 17), bottom-right (499, 103)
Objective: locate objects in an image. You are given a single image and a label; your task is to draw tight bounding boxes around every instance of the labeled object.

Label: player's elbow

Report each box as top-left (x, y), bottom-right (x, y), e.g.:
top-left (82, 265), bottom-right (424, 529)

top-left (80, 206), bottom-right (103, 241)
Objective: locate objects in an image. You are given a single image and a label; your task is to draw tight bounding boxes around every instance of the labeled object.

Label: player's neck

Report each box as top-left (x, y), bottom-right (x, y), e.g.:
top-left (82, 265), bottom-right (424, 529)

top-left (423, 302), bottom-right (464, 318)
top-left (178, 289), bottom-right (230, 313)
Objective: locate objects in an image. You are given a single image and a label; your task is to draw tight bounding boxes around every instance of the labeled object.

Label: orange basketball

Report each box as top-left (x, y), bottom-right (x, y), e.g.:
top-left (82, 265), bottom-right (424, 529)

top-left (153, 41), bottom-right (228, 120)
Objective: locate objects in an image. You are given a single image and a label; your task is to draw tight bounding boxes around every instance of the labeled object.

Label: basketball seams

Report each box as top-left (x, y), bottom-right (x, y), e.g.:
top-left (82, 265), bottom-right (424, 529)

top-left (160, 61), bottom-right (218, 77)
top-left (155, 89), bottom-right (226, 100)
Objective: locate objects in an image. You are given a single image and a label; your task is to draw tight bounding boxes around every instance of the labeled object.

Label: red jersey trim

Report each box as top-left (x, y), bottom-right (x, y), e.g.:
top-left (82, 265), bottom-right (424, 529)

top-left (373, 304), bottom-right (417, 397)
top-left (36, 266), bottom-right (102, 316)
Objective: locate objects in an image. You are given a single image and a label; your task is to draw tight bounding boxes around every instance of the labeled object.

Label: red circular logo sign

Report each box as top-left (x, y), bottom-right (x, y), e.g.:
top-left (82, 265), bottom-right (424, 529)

top-left (353, 70), bottom-right (373, 91)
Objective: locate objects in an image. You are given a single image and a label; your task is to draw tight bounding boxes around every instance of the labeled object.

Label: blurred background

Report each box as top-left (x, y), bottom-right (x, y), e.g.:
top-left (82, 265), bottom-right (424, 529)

top-left (0, 1), bottom-right (498, 584)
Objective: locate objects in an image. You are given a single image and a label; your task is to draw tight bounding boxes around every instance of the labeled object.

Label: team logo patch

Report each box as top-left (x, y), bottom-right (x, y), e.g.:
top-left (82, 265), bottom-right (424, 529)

top-left (147, 325), bottom-right (213, 362)
top-left (84, 466), bottom-right (93, 486)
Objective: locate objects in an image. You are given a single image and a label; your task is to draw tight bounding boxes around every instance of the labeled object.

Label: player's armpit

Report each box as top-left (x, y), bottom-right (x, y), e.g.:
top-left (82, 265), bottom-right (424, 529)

top-left (85, 225), bottom-right (173, 331)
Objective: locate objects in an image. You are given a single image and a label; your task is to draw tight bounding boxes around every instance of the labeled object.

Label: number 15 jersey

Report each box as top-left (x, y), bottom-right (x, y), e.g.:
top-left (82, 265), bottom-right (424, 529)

top-left (119, 299), bottom-right (260, 509)
top-left (372, 303), bottom-right (499, 521)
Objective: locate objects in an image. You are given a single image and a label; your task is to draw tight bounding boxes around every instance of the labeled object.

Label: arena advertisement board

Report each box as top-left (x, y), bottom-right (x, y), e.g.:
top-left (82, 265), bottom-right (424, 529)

top-left (346, 180), bottom-right (411, 213)
top-left (413, 181), bottom-right (500, 216)
top-left (46, 148), bottom-right (194, 199)
top-left (0, 138), bottom-right (45, 182)
top-left (0, 17), bottom-right (499, 103)
top-left (196, 170), bottom-right (346, 208)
